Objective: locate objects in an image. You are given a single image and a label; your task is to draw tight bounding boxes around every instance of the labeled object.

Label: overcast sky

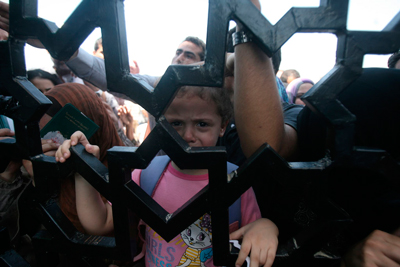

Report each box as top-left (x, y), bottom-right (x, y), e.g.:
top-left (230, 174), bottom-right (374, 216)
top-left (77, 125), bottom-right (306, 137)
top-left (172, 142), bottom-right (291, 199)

top-left (6, 0), bottom-right (399, 83)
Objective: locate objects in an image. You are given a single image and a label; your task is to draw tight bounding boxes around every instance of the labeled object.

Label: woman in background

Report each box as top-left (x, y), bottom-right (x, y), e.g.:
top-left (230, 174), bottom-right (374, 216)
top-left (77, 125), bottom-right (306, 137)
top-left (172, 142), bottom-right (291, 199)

top-left (286, 78), bottom-right (314, 105)
top-left (27, 69), bottom-right (63, 94)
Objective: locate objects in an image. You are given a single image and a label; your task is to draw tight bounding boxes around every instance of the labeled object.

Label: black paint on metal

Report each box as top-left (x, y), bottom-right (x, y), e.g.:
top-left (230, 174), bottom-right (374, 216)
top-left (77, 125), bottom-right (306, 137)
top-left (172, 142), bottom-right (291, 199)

top-left (1, 0), bottom-right (400, 266)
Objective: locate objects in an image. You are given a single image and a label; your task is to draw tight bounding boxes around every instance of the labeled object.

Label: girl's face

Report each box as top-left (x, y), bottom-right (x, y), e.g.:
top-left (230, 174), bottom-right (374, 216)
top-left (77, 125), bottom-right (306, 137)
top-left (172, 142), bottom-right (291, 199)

top-left (165, 93), bottom-right (227, 147)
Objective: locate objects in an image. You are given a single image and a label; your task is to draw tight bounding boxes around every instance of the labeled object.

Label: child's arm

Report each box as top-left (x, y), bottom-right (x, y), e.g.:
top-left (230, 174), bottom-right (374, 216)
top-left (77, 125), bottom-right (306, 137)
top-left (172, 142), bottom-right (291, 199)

top-left (75, 173), bottom-right (114, 235)
top-left (230, 218), bottom-right (278, 267)
top-left (56, 131), bottom-right (113, 235)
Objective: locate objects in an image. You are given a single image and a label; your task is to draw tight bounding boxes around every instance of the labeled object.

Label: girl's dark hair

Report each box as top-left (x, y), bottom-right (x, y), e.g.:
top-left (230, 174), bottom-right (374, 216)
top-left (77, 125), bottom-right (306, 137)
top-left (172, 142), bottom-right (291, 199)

top-left (177, 86), bottom-right (233, 124)
top-left (27, 69), bottom-right (63, 85)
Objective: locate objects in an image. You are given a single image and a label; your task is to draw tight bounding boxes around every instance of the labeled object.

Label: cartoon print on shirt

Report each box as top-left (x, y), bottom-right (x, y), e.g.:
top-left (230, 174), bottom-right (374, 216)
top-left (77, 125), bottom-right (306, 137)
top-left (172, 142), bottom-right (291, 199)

top-left (177, 214), bottom-right (213, 267)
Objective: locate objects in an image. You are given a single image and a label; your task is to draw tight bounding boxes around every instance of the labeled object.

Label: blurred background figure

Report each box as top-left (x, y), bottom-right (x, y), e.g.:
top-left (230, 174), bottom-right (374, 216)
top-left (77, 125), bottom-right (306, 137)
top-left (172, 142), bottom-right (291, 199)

top-left (93, 37), bottom-right (140, 74)
top-left (93, 37), bottom-right (104, 59)
top-left (51, 57), bottom-right (84, 84)
top-left (286, 77), bottom-right (314, 105)
top-left (118, 101), bottom-right (148, 145)
top-left (388, 51), bottom-right (400, 69)
top-left (280, 69), bottom-right (300, 88)
top-left (27, 69), bottom-right (63, 94)
top-left (129, 60), bottom-right (140, 74)
top-left (92, 37), bottom-right (147, 146)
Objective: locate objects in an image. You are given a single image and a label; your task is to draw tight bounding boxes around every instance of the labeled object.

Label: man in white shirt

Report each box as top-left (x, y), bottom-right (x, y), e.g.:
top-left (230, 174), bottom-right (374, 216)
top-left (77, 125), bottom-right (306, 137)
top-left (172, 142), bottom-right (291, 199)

top-left (66, 36), bottom-right (206, 90)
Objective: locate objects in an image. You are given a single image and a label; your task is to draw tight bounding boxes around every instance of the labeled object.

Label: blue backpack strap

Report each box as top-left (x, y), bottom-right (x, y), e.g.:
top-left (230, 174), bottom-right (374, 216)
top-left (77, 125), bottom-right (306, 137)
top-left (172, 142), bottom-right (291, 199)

top-left (227, 162), bottom-right (242, 227)
top-left (140, 155), bottom-right (171, 196)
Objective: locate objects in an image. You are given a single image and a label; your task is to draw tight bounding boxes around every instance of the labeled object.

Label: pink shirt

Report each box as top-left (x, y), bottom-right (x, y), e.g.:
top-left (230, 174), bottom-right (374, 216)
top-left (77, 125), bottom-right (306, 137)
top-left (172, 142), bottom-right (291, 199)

top-left (132, 162), bottom-right (261, 267)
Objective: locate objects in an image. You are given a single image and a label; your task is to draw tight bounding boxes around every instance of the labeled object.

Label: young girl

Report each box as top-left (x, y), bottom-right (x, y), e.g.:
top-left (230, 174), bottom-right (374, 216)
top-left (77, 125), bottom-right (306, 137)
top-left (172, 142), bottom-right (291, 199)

top-left (56, 86), bottom-right (278, 267)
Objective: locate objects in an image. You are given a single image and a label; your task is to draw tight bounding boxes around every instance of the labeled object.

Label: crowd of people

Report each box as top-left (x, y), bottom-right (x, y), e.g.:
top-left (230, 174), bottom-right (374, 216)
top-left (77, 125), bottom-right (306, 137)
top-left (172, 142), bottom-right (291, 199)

top-left (1, 0), bottom-right (400, 267)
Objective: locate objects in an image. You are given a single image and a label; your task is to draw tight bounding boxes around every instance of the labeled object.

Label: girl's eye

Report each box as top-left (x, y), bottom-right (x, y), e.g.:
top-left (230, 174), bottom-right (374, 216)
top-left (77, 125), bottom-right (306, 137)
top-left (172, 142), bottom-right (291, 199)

top-left (170, 121), bottom-right (182, 127)
top-left (197, 122), bottom-right (208, 127)
top-left (197, 232), bottom-right (205, 241)
top-left (186, 228), bottom-right (191, 236)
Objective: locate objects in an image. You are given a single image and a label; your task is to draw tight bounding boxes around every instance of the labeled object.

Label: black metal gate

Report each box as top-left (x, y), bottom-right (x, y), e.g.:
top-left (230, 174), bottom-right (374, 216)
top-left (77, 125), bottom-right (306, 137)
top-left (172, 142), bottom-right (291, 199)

top-left (1, 0), bottom-right (400, 266)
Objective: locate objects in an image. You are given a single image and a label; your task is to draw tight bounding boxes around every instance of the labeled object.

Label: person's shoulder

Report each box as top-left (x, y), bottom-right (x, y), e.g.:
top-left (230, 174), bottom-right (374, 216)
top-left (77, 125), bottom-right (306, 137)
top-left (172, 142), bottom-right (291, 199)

top-left (282, 102), bottom-right (304, 112)
top-left (282, 102), bottom-right (304, 119)
top-left (130, 74), bottom-right (160, 88)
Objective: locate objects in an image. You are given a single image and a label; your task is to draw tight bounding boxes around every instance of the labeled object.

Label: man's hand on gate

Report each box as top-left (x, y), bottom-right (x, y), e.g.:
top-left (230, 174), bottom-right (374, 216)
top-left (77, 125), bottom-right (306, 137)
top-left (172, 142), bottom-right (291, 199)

top-left (341, 228), bottom-right (400, 267)
top-left (0, 1), bottom-right (45, 48)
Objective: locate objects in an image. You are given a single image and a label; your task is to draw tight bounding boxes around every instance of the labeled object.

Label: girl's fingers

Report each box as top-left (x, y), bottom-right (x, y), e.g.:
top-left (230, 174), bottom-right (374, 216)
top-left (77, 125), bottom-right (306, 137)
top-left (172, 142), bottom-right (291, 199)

top-left (56, 140), bottom-right (71, 162)
top-left (70, 131), bottom-right (88, 146)
top-left (56, 132), bottom-right (98, 162)
top-left (236, 241), bottom-right (251, 267)
top-left (264, 249), bottom-right (276, 267)
top-left (230, 228), bottom-right (244, 241)
top-left (85, 144), bottom-right (100, 159)
top-left (249, 246), bottom-right (260, 267)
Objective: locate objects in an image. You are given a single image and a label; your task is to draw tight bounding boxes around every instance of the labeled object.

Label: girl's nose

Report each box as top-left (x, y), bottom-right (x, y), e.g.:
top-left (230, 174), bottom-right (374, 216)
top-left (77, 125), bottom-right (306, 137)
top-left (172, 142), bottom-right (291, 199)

top-left (183, 127), bottom-right (196, 143)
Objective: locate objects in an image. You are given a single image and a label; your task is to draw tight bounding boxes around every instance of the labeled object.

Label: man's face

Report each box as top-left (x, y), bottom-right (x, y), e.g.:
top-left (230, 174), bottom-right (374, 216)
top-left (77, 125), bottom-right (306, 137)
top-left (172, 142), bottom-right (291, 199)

top-left (171, 41), bottom-right (203, 65)
top-left (93, 44), bottom-right (104, 59)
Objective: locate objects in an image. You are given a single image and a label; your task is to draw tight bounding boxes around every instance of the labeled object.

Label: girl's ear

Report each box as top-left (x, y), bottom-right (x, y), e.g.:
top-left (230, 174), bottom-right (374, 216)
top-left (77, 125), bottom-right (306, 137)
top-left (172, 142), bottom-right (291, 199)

top-left (219, 120), bottom-right (229, 137)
